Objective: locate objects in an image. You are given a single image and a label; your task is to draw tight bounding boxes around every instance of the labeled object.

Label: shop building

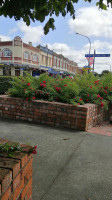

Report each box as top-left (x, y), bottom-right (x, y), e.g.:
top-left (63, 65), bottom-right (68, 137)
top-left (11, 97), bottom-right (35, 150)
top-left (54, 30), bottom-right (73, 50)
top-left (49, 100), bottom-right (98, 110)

top-left (0, 36), bottom-right (40, 76)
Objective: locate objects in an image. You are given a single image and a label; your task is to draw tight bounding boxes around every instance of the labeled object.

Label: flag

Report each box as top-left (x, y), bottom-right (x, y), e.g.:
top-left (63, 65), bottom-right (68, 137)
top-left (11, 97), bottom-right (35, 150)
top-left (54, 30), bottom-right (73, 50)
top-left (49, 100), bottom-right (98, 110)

top-left (86, 57), bottom-right (94, 66)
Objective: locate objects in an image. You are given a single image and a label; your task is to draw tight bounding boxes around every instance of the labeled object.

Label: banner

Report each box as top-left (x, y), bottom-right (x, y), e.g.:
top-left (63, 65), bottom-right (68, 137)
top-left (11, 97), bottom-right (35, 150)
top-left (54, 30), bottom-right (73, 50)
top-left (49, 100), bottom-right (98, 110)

top-left (86, 57), bottom-right (94, 66)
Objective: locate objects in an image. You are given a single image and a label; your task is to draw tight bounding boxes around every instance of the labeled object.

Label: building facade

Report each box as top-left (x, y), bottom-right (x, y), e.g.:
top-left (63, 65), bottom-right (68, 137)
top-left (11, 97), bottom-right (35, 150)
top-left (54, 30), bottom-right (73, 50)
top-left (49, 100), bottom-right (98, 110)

top-left (0, 36), bottom-right (80, 76)
top-left (0, 36), bottom-right (40, 76)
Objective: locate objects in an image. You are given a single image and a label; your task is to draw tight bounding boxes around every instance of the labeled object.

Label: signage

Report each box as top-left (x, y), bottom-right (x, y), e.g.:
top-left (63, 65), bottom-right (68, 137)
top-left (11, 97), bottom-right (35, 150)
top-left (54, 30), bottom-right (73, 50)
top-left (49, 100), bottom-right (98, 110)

top-left (85, 54), bottom-right (110, 57)
top-left (83, 66), bottom-right (91, 68)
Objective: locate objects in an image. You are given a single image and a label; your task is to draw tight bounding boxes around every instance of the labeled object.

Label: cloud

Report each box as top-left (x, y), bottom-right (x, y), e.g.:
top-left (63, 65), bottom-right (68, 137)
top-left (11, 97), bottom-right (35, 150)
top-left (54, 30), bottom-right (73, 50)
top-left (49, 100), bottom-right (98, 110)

top-left (68, 6), bottom-right (112, 38)
top-left (0, 35), bottom-right (11, 41)
top-left (17, 21), bottom-right (44, 45)
top-left (9, 27), bottom-right (18, 34)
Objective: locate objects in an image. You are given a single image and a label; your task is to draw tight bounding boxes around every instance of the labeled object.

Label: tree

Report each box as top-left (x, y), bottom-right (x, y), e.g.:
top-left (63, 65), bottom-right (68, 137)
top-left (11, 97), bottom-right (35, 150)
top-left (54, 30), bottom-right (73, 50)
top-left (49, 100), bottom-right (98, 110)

top-left (102, 70), bottom-right (110, 75)
top-left (0, 0), bottom-right (111, 34)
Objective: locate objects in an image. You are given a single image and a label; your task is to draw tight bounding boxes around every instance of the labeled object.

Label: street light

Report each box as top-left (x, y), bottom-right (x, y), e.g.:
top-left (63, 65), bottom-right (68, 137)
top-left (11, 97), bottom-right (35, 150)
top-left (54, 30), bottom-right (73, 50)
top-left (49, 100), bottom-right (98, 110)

top-left (76, 32), bottom-right (91, 67)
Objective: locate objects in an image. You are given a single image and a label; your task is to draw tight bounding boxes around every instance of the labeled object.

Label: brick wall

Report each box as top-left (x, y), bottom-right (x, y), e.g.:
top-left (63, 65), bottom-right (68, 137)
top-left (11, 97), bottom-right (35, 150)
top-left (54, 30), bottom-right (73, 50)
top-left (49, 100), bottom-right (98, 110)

top-left (0, 139), bottom-right (33, 200)
top-left (0, 95), bottom-right (108, 131)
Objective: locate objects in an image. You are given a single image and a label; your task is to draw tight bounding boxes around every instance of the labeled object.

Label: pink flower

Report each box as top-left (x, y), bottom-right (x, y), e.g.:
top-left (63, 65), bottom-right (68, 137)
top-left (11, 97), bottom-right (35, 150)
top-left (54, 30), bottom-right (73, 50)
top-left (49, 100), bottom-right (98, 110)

top-left (43, 81), bottom-right (46, 84)
top-left (97, 94), bottom-right (101, 98)
top-left (79, 98), bottom-right (82, 101)
top-left (78, 103), bottom-right (80, 105)
top-left (32, 97), bottom-right (36, 100)
top-left (27, 83), bottom-right (31, 86)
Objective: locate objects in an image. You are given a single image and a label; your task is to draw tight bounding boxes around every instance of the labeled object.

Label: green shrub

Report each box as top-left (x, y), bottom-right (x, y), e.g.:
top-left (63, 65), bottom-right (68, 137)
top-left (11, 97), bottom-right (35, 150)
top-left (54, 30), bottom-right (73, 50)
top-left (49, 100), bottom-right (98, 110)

top-left (8, 72), bottom-right (112, 110)
top-left (0, 76), bottom-right (13, 94)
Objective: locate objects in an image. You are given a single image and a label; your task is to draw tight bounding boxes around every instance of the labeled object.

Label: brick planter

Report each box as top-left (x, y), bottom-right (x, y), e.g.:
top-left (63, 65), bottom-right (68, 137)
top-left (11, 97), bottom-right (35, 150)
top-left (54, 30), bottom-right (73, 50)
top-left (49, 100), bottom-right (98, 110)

top-left (0, 139), bottom-right (33, 200)
top-left (0, 95), bottom-right (109, 131)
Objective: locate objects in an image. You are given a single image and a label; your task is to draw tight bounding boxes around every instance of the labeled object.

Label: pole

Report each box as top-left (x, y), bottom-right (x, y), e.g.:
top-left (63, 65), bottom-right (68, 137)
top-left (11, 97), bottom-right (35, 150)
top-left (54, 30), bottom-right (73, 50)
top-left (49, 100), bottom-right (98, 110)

top-left (76, 33), bottom-right (91, 67)
top-left (93, 49), bottom-right (96, 73)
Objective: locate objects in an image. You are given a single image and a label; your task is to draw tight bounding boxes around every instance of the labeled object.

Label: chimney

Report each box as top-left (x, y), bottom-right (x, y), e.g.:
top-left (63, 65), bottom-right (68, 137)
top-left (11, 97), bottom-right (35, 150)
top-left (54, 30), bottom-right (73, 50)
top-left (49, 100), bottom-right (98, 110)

top-left (29, 42), bottom-right (32, 46)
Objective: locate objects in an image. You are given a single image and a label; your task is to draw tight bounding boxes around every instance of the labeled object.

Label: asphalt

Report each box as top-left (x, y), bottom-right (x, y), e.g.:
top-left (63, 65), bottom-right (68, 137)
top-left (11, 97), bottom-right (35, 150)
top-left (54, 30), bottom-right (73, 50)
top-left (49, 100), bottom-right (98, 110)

top-left (0, 118), bottom-right (112, 200)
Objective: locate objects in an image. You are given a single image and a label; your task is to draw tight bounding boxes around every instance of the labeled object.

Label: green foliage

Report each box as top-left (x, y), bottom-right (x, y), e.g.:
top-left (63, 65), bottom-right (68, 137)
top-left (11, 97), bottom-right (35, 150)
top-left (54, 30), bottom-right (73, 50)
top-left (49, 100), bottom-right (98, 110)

top-left (0, 0), bottom-right (111, 34)
top-left (0, 76), bottom-right (12, 94)
top-left (0, 142), bottom-right (37, 157)
top-left (8, 72), bottom-right (112, 110)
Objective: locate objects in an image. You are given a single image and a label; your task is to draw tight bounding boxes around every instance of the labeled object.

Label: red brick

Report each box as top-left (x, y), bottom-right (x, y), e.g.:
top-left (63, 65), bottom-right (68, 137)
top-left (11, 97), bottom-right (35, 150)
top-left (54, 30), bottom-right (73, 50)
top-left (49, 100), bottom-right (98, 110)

top-left (1, 186), bottom-right (11, 200)
top-left (0, 158), bottom-right (20, 178)
top-left (21, 158), bottom-right (33, 179)
top-left (0, 184), bottom-right (1, 196)
top-left (21, 178), bottom-right (32, 200)
top-left (13, 174), bottom-right (21, 191)
top-left (0, 168), bottom-right (12, 193)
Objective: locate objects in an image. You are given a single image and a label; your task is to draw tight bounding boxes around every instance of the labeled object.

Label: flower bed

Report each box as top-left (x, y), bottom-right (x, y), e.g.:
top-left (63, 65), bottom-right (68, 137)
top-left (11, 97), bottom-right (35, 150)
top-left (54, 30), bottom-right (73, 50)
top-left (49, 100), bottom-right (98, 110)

top-left (0, 72), bottom-right (112, 130)
top-left (0, 95), bottom-right (109, 131)
top-left (0, 139), bottom-right (36, 200)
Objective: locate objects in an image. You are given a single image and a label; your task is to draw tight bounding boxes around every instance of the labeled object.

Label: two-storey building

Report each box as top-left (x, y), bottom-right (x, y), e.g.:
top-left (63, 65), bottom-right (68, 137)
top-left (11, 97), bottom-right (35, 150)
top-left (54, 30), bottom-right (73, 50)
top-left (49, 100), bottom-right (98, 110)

top-left (0, 36), bottom-right (40, 76)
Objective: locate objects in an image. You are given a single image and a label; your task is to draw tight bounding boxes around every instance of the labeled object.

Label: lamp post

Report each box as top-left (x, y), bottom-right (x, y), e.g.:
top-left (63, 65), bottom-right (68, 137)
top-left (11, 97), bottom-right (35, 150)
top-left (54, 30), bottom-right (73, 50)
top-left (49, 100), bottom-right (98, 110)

top-left (76, 33), bottom-right (91, 67)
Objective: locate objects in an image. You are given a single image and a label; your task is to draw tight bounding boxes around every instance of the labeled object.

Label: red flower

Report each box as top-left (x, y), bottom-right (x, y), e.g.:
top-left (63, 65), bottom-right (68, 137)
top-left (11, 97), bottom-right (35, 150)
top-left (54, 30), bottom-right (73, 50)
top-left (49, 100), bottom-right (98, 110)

top-left (86, 99), bottom-right (89, 101)
top-left (24, 89), bottom-right (26, 91)
top-left (34, 145), bottom-right (37, 149)
top-left (32, 97), bottom-right (36, 100)
top-left (79, 98), bottom-right (82, 101)
top-left (27, 83), bottom-right (31, 86)
top-left (90, 86), bottom-right (92, 88)
top-left (64, 84), bottom-right (67, 86)
top-left (43, 81), bottom-right (46, 84)
top-left (78, 103), bottom-right (80, 105)
top-left (104, 90), bottom-right (107, 94)
top-left (100, 102), bottom-right (104, 107)
top-left (101, 86), bottom-right (103, 89)
top-left (87, 94), bottom-right (89, 96)
top-left (74, 97), bottom-right (76, 99)
top-left (56, 87), bottom-right (61, 92)
top-left (30, 87), bottom-right (32, 90)
top-left (32, 149), bottom-right (37, 154)
top-left (26, 97), bottom-right (28, 101)
top-left (40, 83), bottom-right (46, 87)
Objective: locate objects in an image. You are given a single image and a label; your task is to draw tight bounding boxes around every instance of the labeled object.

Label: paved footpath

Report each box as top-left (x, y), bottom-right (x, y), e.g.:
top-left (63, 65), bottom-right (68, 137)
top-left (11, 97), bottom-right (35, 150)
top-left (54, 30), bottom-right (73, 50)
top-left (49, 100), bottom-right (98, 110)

top-left (0, 118), bottom-right (112, 200)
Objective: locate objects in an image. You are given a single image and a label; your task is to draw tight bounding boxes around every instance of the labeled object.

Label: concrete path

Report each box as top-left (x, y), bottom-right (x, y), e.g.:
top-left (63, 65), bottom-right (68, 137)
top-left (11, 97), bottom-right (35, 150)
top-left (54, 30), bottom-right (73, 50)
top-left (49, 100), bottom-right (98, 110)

top-left (0, 119), bottom-right (112, 200)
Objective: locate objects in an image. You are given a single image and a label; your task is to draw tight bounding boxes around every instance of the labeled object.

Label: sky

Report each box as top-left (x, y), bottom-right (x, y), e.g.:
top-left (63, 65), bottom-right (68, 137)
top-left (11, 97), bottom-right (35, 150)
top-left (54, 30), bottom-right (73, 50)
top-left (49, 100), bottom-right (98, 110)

top-left (0, 0), bottom-right (112, 74)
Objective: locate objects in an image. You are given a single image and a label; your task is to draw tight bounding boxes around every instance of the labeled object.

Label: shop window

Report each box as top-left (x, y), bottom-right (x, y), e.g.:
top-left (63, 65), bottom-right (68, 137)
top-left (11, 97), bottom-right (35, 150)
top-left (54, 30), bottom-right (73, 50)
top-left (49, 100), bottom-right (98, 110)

top-left (15, 67), bottom-right (20, 76)
top-left (3, 49), bottom-right (12, 57)
top-left (3, 66), bottom-right (11, 76)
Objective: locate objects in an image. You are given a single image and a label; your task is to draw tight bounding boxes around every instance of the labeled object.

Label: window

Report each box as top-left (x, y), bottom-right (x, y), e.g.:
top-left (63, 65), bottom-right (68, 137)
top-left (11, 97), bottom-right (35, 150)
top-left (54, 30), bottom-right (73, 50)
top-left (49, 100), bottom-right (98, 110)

top-left (33, 55), bottom-right (37, 62)
top-left (15, 67), bottom-right (20, 76)
top-left (24, 52), bottom-right (29, 60)
top-left (3, 66), bottom-right (11, 76)
top-left (3, 49), bottom-right (12, 57)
